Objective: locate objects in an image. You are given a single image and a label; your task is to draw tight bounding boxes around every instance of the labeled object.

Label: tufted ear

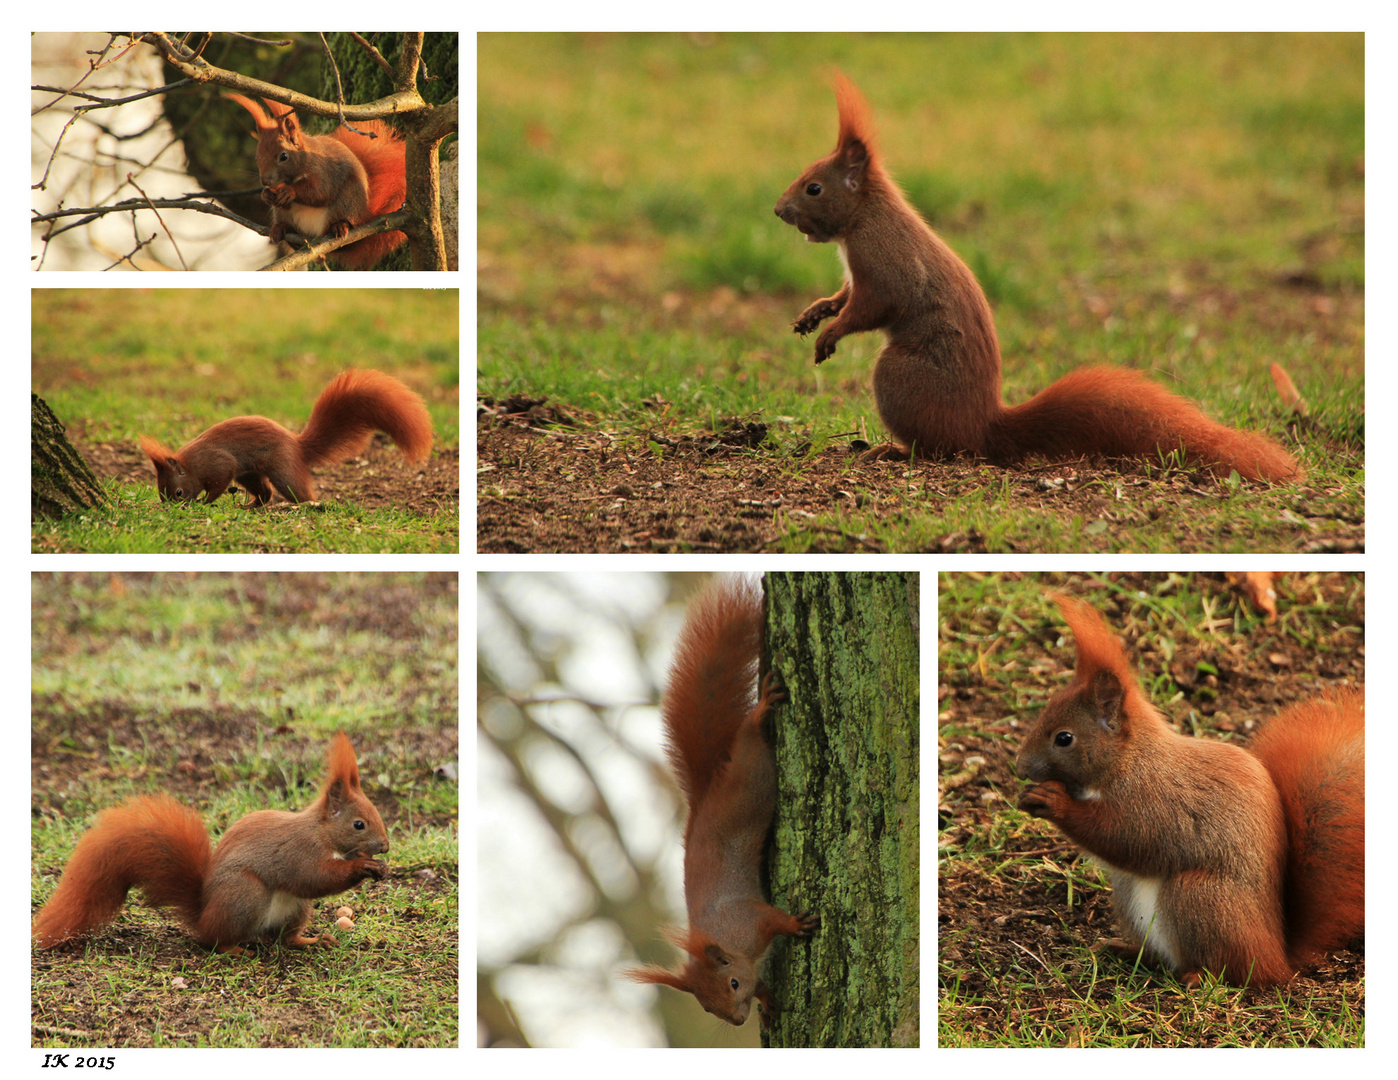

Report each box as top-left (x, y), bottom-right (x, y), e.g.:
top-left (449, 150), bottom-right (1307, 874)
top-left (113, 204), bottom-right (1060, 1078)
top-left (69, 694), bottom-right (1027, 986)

top-left (224, 92), bottom-right (277, 134)
top-left (1052, 594), bottom-right (1152, 736)
top-left (624, 965), bottom-right (691, 993)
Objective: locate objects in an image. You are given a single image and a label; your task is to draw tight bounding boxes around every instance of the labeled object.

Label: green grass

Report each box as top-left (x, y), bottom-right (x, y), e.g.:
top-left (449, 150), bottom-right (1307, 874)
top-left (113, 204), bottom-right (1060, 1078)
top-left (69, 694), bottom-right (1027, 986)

top-left (36, 480), bottom-right (459, 554)
top-left (479, 33), bottom-right (1363, 551)
top-left (32, 288), bottom-right (459, 553)
top-left (31, 572), bottom-right (459, 1048)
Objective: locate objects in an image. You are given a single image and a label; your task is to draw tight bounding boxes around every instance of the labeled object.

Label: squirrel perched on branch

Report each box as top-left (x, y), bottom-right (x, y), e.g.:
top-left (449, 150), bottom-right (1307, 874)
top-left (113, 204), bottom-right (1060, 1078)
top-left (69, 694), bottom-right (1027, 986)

top-left (227, 93), bottom-right (407, 269)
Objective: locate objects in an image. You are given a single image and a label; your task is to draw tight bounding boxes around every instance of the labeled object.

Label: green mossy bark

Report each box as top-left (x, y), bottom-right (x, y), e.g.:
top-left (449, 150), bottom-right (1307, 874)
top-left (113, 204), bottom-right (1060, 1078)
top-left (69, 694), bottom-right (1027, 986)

top-left (763, 572), bottom-right (920, 1047)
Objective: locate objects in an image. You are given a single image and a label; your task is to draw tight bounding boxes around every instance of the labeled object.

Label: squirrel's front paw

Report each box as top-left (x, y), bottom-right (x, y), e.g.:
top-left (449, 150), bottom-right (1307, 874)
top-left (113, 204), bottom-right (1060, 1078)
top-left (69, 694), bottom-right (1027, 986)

top-left (262, 184), bottom-right (294, 208)
top-left (794, 911), bottom-right (821, 937)
top-left (813, 328), bottom-right (840, 364)
top-left (793, 299), bottom-right (840, 335)
top-left (357, 858), bottom-right (388, 881)
top-left (758, 670), bottom-right (787, 709)
top-left (1018, 781), bottom-right (1068, 819)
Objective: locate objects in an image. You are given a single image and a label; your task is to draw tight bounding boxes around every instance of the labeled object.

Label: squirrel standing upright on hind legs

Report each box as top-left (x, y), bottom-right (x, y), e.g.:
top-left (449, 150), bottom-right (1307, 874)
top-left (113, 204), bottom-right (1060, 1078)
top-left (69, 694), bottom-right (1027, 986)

top-left (775, 74), bottom-right (1300, 481)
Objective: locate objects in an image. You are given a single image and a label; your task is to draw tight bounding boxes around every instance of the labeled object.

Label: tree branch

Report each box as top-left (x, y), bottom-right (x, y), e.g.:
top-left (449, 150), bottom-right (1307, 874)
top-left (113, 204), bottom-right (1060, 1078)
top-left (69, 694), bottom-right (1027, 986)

top-left (259, 209), bottom-right (414, 272)
top-left (139, 32), bottom-right (424, 120)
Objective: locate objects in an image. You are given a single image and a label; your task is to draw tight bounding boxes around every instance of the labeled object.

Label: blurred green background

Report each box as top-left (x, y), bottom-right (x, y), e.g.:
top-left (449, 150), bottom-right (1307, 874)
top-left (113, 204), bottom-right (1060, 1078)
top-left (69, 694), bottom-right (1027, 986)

top-left (478, 32), bottom-right (1363, 442)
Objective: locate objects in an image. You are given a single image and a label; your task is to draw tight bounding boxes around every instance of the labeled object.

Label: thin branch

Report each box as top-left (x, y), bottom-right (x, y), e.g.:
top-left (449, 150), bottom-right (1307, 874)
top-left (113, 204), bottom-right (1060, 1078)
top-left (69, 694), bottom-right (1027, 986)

top-left (140, 31), bottom-right (422, 120)
top-left (350, 33), bottom-right (395, 77)
top-left (224, 34), bottom-right (293, 46)
top-left (33, 113), bottom-right (81, 191)
top-left (31, 80), bottom-right (194, 115)
top-left (259, 209), bottom-right (413, 272)
top-left (320, 32), bottom-right (348, 125)
top-left (128, 176), bottom-right (188, 270)
top-left (33, 197), bottom-right (267, 239)
top-left (108, 225), bottom-right (159, 270)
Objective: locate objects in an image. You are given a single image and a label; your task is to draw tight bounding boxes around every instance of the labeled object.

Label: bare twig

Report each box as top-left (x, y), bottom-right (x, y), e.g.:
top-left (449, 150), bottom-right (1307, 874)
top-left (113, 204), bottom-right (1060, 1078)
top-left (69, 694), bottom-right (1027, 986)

top-left (259, 208), bottom-right (413, 272)
top-left (319, 32), bottom-right (349, 128)
top-left (32, 81), bottom-right (195, 115)
top-left (128, 175), bottom-right (188, 270)
top-left (350, 33), bottom-right (395, 77)
top-left (34, 197), bottom-right (266, 239)
top-left (140, 31), bottom-right (421, 120)
top-left (225, 34), bottom-right (293, 46)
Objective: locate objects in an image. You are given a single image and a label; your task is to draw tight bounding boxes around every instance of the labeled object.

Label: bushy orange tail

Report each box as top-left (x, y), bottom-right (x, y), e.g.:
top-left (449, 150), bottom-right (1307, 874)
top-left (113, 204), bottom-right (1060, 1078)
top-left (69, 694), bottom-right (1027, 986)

top-left (662, 577), bottom-right (764, 808)
top-left (330, 122), bottom-right (407, 269)
top-left (295, 369), bottom-right (433, 470)
top-left (33, 796), bottom-right (211, 948)
top-left (992, 366), bottom-right (1300, 481)
top-left (1250, 691), bottom-right (1365, 964)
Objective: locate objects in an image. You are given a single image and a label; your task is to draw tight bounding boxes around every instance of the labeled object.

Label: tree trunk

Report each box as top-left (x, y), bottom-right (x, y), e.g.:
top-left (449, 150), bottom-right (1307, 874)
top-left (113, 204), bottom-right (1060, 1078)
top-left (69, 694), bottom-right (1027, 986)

top-left (32, 395), bottom-right (105, 520)
top-left (763, 572), bottom-right (920, 1047)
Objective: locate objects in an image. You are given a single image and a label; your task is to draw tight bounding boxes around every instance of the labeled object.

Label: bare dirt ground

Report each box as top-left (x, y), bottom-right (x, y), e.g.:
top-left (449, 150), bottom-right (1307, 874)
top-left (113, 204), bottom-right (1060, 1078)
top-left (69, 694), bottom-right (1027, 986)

top-left (477, 404), bottom-right (1362, 554)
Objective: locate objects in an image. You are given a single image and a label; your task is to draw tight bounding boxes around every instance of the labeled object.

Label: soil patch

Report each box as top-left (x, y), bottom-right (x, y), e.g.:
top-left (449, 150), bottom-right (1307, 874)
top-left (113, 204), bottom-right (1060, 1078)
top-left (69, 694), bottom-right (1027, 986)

top-left (477, 411), bottom-right (1361, 553)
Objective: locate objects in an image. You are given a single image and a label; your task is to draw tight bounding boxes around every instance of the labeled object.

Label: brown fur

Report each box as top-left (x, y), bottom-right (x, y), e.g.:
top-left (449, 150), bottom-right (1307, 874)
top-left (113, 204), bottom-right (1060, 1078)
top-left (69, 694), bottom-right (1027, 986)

top-left (138, 369), bottom-right (432, 506)
top-left (1014, 596), bottom-right (1363, 987)
top-left (226, 94), bottom-right (406, 268)
top-left (34, 734), bottom-right (389, 952)
top-left (626, 578), bottom-right (818, 1026)
top-left (775, 75), bottom-right (1299, 481)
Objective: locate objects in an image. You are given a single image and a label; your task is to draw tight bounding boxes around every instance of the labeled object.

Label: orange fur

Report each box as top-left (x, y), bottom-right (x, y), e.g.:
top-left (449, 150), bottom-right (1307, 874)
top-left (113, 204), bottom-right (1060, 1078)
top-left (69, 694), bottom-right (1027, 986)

top-left (626, 578), bottom-right (818, 1027)
top-left (1017, 596), bottom-right (1363, 987)
top-left (226, 93), bottom-right (406, 268)
top-left (1249, 692), bottom-right (1365, 964)
top-left (34, 734), bottom-right (389, 951)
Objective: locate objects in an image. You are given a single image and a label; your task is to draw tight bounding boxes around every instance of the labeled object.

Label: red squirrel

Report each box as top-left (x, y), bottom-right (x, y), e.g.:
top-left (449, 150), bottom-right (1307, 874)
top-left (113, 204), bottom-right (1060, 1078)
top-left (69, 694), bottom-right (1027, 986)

top-left (775, 75), bottom-right (1300, 482)
top-left (138, 368), bottom-right (433, 505)
top-left (1015, 595), bottom-right (1364, 987)
top-left (226, 94), bottom-right (407, 269)
top-left (33, 733), bottom-right (389, 952)
top-left (627, 577), bottom-right (819, 1027)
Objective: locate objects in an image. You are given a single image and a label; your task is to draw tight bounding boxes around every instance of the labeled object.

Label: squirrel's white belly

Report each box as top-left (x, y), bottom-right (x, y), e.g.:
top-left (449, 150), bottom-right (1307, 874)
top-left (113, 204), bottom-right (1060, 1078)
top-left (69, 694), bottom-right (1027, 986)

top-left (1110, 871), bottom-right (1180, 967)
top-left (256, 890), bottom-right (305, 934)
top-left (285, 204), bottom-right (333, 238)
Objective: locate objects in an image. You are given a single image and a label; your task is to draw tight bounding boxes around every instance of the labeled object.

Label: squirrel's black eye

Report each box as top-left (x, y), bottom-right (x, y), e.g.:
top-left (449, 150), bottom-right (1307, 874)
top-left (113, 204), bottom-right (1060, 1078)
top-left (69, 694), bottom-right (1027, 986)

top-left (730, 978), bottom-right (740, 991)
top-left (279, 152), bottom-right (289, 163)
top-left (1054, 731), bottom-right (1074, 748)
top-left (806, 182), bottom-right (822, 196)
top-left (354, 819), bottom-right (366, 830)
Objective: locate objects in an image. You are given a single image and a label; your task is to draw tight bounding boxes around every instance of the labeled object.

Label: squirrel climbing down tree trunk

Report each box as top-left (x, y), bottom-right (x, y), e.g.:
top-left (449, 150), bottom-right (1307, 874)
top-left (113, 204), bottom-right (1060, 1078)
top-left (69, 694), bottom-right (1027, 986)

top-left (775, 74), bottom-right (1300, 482)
